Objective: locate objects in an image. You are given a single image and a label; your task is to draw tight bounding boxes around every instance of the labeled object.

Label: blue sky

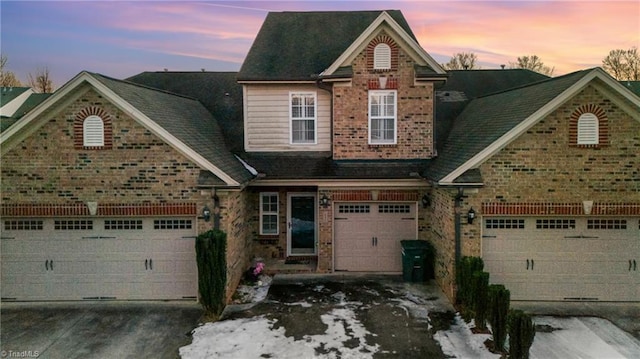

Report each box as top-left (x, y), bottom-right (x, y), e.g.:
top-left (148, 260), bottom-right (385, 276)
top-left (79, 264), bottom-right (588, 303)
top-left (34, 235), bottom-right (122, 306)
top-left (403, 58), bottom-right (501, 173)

top-left (1, 1), bottom-right (638, 88)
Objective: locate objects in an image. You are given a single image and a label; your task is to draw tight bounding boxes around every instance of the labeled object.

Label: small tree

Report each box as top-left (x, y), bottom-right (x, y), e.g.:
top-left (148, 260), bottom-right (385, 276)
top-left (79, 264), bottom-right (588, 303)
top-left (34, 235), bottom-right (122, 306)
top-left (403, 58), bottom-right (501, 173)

top-left (509, 55), bottom-right (554, 76)
top-left (602, 47), bottom-right (639, 81)
top-left (488, 284), bottom-right (510, 353)
top-left (456, 256), bottom-right (484, 308)
top-left (442, 52), bottom-right (480, 70)
top-left (28, 67), bottom-right (54, 93)
top-left (196, 229), bottom-right (227, 317)
top-left (0, 54), bottom-right (23, 87)
top-left (472, 271), bottom-right (489, 330)
top-left (508, 309), bottom-right (536, 359)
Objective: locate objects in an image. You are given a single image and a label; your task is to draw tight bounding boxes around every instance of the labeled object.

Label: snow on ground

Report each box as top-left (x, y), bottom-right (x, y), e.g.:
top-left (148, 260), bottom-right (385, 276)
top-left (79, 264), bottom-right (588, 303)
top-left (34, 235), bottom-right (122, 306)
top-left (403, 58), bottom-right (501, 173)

top-left (530, 316), bottom-right (640, 359)
top-left (433, 314), bottom-right (500, 359)
top-left (433, 314), bottom-right (640, 359)
top-left (181, 277), bottom-right (381, 359)
top-left (181, 277), bottom-right (640, 359)
top-left (179, 308), bottom-right (379, 359)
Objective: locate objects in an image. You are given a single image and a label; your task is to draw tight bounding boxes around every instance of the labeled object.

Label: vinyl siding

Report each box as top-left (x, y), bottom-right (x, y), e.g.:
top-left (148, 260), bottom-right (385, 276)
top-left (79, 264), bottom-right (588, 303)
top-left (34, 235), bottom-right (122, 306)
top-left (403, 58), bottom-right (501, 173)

top-left (244, 84), bottom-right (331, 151)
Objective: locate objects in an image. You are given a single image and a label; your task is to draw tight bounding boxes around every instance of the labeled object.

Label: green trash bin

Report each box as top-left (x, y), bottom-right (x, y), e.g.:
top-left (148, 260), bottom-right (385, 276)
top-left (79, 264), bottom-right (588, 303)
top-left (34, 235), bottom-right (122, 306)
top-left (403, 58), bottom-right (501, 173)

top-left (400, 240), bottom-right (434, 282)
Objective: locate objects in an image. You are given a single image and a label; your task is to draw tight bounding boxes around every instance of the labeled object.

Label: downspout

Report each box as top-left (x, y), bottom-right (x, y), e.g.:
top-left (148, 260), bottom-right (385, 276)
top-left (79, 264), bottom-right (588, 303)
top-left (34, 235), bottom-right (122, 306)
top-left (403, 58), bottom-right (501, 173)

top-left (315, 76), bottom-right (334, 153)
top-left (454, 187), bottom-right (465, 266)
top-left (212, 189), bottom-right (221, 230)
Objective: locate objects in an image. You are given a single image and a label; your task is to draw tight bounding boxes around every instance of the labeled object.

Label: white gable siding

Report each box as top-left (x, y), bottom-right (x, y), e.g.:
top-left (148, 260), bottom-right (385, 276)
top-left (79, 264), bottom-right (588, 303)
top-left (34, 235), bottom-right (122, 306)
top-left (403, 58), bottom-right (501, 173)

top-left (244, 84), bottom-right (331, 152)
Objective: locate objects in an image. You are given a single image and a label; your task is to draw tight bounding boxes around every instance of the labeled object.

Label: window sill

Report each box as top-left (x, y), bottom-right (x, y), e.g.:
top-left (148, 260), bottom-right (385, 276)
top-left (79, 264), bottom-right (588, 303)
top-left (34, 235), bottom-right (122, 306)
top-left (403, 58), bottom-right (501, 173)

top-left (368, 143), bottom-right (397, 147)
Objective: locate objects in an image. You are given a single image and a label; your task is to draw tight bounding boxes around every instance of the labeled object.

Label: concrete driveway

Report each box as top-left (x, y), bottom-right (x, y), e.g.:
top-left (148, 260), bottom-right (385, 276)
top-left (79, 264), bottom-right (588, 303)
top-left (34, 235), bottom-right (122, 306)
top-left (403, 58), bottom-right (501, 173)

top-left (181, 274), bottom-right (640, 359)
top-left (1, 301), bottom-right (202, 359)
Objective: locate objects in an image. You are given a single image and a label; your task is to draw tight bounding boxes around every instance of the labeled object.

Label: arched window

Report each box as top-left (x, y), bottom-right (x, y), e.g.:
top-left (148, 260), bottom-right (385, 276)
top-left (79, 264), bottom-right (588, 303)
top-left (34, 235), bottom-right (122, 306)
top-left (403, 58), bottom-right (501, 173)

top-left (83, 115), bottom-right (105, 147)
top-left (577, 113), bottom-right (599, 145)
top-left (374, 43), bottom-right (391, 70)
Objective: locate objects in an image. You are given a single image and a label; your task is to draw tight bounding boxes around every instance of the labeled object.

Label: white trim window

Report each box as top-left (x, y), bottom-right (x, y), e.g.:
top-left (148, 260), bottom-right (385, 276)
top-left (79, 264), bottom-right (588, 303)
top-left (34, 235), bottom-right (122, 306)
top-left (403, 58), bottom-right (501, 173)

top-left (83, 115), bottom-right (105, 146)
top-left (260, 192), bottom-right (279, 235)
top-left (290, 92), bottom-right (317, 144)
top-left (374, 43), bottom-right (391, 70)
top-left (369, 90), bottom-right (397, 144)
top-left (577, 113), bottom-right (599, 145)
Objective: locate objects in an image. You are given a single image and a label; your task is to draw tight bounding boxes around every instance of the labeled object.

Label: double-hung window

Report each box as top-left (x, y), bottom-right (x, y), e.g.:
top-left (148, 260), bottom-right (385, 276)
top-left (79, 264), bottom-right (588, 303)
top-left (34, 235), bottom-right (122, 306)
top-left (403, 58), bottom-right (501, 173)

top-left (290, 92), bottom-right (316, 144)
top-left (260, 192), bottom-right (279, 235)
top-left (369, 90), bottom-right (397, 144)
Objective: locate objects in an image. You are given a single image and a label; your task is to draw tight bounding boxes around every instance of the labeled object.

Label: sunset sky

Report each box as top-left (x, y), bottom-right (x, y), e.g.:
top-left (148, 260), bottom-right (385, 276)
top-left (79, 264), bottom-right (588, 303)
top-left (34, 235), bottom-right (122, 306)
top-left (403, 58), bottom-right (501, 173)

top-left (1, 1), bottom-right (638, 88)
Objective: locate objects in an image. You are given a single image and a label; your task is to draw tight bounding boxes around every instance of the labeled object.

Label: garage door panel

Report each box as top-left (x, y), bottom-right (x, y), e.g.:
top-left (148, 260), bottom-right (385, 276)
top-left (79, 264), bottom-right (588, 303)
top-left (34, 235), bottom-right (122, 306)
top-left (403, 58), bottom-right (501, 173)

top-left (483, 216), bottom-right (639, 302)
top-left (1, 217), bottom-right (198, 301)
top-left (335, 203), bottom-right (416, 272)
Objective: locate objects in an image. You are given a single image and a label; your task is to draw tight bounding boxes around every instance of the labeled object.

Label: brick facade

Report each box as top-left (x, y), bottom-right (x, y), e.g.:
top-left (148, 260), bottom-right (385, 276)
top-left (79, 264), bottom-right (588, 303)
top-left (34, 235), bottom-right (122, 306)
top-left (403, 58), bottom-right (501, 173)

top-left (0, 89), bottom-right (253, 304)
top-left (218, 190), bottom-right (253, 303)
top-left (316, 188), bottom-right (426, 272)
top-left (249, 187), bottom-right (317, 263)
top-left (427, 84), bottom-right (640, 303)
top-left (333, 31), bottom-right (435, 160)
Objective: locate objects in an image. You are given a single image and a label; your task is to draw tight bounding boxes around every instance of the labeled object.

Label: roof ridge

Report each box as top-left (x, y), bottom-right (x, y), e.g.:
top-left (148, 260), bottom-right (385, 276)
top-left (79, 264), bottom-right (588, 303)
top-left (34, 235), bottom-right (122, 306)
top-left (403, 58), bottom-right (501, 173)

top-left (89, 72), bottom-right (201, 102)
top-left (472, 68), bottom-right (593, 100)
top-left (132, 71), bottom-right (239, 75)
top-left (271, 10), bottom-right (397, 14)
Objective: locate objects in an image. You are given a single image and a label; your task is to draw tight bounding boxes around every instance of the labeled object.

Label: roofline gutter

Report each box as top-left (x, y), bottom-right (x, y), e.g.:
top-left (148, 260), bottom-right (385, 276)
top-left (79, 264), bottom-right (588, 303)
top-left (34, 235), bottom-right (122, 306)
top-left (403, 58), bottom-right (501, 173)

top-left (237, 80), bottom-right (318, 84)
top-left (249, 178), bottom-right (428, 187)
top-left (315, 76), bottom-right (334, 157)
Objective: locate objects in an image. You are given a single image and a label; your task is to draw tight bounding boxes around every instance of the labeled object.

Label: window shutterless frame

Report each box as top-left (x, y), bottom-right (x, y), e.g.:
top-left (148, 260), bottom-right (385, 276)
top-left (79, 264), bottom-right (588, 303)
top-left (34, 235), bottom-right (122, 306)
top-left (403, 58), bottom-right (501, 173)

top-left (259, 192), bottom-right (279, 235)
top-left (289, 92), bottom-right (317, 145)
top-left (368, 90), bottom-right (397, 144)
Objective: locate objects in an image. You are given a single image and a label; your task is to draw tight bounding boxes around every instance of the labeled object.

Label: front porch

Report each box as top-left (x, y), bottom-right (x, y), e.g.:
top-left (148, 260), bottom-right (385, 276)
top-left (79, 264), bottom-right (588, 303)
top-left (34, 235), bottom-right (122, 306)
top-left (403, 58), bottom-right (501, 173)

top-left (263, 256), bottom-right (318, 275)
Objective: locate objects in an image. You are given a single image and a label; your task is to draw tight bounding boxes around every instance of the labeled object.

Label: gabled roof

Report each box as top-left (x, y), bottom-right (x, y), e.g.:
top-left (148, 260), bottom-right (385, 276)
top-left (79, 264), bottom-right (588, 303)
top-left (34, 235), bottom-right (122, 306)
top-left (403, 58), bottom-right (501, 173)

top-left (0, 71), bottom-right (253, 187)
top-left (126, 71), bottom-right (244, 152)
top-left (428, 68), bottom-right (640, 185)
top-left (434, 69), bottom-right (550, 154)
top-left (1, 87), bottom-right (33, 119)
top-left (237, 10), bottom-right (436, 82)
top-left (620, 81), bottom-right (640, 96)
top-left (0, 87), bottom-right (30, 103)
top-left (0, 92), bottom-right (52, 132)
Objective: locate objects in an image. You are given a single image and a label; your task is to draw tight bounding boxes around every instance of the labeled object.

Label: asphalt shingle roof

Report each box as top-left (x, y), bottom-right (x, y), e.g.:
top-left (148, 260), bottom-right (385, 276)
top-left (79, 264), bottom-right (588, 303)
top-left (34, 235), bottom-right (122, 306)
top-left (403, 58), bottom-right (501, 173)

top-left (434, 69), bottom-right (550, 154)
top-left (0, 87), bottom-right (30, 106)
top-left (90, 73), bottom-right (253, 185)
top-left (126, 72), bottom-right (244, 152)
top-left (237, 10), bottom-right (416, 81)
top-left (427, 69), bottom-right (592, 183)
top-left (241, 152), bottom-right (430, 180)
top-left (620, 81), bottom-right (640, 96)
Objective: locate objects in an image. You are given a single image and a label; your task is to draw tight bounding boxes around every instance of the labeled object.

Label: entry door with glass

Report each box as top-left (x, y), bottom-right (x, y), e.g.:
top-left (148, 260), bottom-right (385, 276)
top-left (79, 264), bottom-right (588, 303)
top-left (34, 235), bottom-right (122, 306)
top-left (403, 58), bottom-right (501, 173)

top-left (287, 193), bottom-right (317, 255)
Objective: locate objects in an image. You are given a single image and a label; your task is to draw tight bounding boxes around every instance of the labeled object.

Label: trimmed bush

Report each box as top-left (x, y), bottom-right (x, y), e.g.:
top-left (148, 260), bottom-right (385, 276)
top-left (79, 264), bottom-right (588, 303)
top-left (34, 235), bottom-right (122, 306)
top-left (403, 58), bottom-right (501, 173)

top-left (508, 309), bottom-right (536, 359)
top-left (195, 229), bottom-right (227, 316)
top-left (488, 284), bottom-right (510, 353)
top-left (472, 271), bottom-right (490, 330)
top-left (456, 256), bottom-right (484, 307)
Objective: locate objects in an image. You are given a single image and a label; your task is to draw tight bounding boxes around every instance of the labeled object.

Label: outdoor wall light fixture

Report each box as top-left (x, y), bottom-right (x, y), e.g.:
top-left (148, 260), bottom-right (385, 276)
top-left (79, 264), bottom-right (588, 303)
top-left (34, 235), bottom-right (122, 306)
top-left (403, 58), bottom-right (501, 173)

top-left (467, 208), bottom-right (476, 224)
top-left (203, 206), bottom-right (211, 222)
top-left (320, 194), bottom-right (330, 208)
top-left (421, 194), bottom-right (431, 208)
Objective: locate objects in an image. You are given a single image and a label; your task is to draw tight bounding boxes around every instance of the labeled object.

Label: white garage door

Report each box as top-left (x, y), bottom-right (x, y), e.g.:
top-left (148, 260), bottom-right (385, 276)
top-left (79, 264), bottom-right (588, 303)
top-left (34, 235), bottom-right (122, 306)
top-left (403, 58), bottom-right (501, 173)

top-left (1, 217), bottom-right (198, 301)
top-left (334, 203), bottom-right (417, 272)
top-left (483, 217), bottom-right (640, 301)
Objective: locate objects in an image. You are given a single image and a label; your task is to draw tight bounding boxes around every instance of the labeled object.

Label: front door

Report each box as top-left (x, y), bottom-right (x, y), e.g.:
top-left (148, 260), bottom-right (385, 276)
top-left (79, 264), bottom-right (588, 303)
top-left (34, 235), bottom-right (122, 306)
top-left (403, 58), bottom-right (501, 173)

top-left (287, 193), bottom-right (317, 256)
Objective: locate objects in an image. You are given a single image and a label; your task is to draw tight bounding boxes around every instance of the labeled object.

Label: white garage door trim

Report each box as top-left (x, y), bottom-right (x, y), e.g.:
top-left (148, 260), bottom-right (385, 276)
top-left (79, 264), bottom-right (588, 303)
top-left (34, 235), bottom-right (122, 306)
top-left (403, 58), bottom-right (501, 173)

top-left (1, 217), bottom-right (198, 301)
top-left (482, 216), bottom-right (640, 301)
top-left (334, 202), bottom-right (417, 272)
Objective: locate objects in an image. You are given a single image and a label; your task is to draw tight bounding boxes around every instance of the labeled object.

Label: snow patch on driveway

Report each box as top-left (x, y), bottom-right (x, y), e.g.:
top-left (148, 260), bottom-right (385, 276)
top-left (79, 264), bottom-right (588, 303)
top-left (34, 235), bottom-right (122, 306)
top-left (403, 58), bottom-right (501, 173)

top-left (180, 307), bottom-right (379, 359)
top-left (530, 316), bottom-right (640, 359)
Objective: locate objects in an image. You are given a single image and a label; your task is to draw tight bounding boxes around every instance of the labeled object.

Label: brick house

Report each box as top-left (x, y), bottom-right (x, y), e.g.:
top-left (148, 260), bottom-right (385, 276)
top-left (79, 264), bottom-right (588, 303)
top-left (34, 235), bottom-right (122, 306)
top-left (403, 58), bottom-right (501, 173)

top-left (1, 10), bottom-right (638, 303)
